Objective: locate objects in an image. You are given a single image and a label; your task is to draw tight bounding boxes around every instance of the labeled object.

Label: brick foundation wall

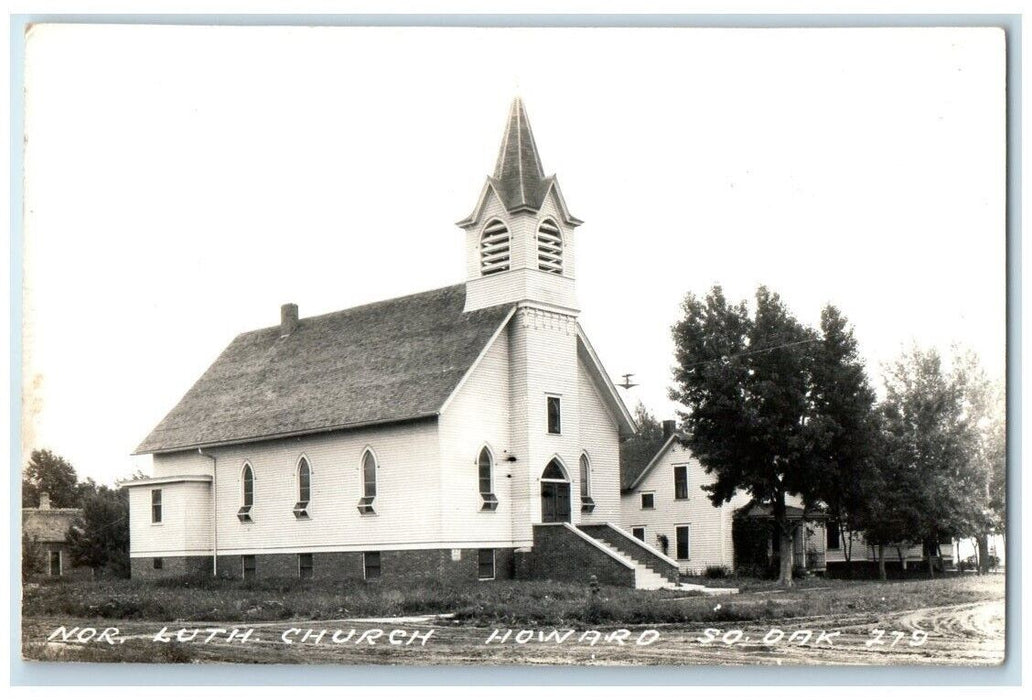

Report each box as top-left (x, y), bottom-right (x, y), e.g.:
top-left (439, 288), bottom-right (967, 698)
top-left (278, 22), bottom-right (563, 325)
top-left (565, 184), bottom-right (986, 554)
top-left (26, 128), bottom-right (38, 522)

top-left (521, 524), bottom-right (635, 587)
top-left (136, 548), bottom-right (515, 585)
top-left (131, 555), bottom-right (213, 580)
top-left (578, 524), bottom-right (679, 583)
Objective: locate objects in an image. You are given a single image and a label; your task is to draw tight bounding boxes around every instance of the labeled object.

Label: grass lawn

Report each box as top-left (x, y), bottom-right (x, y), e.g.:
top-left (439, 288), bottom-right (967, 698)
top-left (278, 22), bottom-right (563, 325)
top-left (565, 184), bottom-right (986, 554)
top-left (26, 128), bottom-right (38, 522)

top-left (21, 572), bottom-right (1004, 627)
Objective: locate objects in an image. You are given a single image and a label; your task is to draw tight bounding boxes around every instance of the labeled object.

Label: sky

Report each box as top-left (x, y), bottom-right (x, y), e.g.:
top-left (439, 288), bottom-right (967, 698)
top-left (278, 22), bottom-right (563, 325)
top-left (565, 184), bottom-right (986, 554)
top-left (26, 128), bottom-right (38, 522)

top-left (20, 25), bottom-right (1006, 487)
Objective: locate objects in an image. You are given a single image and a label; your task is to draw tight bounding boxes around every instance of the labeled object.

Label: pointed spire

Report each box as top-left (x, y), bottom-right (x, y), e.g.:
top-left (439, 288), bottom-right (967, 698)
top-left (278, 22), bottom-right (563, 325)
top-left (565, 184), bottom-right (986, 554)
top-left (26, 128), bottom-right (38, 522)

top-left (491, 97), bottom-right (549, 213)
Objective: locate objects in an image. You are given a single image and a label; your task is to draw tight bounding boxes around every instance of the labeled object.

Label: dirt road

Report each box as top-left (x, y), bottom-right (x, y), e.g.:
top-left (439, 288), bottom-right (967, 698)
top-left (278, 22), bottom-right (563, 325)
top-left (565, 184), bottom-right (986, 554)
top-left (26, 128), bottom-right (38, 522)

top-left (22, 597), bottom-right (1004, 666)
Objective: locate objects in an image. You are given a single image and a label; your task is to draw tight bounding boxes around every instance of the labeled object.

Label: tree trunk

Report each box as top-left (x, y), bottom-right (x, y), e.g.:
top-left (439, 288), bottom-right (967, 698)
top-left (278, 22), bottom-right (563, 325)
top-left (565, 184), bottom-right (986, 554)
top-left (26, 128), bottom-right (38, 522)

top-left (897, 546), bottom-right (906, 571)
top-left (778, 523), bottom-right (794, 587)
top-left (977, 534), bottom-right (991, 575)
top-left (842, 522), bottom-right (851, 563)
top-left (927, 539), bottom-right (936, 579)
top-left (878, 544), bottom-right (887, 581)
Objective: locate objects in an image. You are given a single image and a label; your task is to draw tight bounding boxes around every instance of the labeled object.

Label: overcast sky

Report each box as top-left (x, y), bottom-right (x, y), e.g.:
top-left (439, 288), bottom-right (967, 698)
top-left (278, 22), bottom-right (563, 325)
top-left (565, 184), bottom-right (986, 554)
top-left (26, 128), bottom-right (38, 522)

top-left (21, 25), bottom-right (1005, 486)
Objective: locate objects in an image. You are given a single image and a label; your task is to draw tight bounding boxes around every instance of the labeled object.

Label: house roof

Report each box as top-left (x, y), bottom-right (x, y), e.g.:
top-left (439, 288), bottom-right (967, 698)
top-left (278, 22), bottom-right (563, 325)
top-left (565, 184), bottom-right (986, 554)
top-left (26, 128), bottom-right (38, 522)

top-left (22, 508), bottom-right (81, 542)
top-left (738, 503), bottom-right (828, 521)
top-left (621, 431), bottom-right (689, 492)
top-left (135, 285), bottom-right (514, 455)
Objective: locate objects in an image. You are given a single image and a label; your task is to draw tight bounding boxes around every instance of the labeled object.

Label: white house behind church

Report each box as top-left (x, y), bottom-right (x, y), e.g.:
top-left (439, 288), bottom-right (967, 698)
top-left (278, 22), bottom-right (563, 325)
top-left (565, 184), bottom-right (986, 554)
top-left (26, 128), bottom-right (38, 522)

top-left (124, 99), bottom-right (684, 589)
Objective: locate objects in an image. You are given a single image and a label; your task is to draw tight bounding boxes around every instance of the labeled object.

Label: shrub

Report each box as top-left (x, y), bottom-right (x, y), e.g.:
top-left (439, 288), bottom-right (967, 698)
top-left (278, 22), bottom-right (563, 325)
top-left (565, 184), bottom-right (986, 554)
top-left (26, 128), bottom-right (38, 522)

top-left (704, 565), bottom-right (731, 579)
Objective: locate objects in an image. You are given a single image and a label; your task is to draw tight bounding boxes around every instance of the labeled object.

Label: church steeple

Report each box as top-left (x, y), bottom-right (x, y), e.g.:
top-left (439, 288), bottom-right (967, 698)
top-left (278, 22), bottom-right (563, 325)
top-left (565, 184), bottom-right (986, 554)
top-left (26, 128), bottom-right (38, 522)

top-left (459, 98), bottom-right (583, 314)
top-left (491, 98), bottom-right (548, 214)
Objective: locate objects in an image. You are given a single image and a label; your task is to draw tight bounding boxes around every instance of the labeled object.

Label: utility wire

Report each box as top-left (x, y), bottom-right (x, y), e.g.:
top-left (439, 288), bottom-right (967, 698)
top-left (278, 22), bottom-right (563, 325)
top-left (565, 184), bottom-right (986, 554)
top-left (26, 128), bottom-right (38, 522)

top-left (681, 338), bottom-right (820, 370)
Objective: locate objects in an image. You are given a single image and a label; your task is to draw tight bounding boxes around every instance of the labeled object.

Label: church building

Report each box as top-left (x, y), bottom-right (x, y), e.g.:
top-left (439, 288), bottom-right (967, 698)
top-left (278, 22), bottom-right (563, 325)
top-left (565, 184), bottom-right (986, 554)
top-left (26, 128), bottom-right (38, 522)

top-left (124, 99), bottom-right (682, 589)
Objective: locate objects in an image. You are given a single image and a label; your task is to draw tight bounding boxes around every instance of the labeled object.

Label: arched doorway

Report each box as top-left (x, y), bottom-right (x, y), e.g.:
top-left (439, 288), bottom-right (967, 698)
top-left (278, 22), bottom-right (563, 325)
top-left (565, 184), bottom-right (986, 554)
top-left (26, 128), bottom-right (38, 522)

top-left (540, 458), bottom-right (571, 523)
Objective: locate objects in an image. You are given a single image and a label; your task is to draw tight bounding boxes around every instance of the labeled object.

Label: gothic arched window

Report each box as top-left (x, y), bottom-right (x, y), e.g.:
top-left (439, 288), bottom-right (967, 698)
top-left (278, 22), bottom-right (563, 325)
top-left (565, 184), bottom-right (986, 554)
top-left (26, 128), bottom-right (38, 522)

top-left (478, 446), bottom-right (498, 511)
top-left (481, 219), bottom-right (511, 275)
top-left (293, 456), bottom-right (311, 519)
top-left (579, 453), bottom-right (595, 512)
top-left (537, 218), bottom-right (563, 274)
top-left (358, 449), bottom-right (377, 514)
top-left (238, 463), bottom-right (254, 522)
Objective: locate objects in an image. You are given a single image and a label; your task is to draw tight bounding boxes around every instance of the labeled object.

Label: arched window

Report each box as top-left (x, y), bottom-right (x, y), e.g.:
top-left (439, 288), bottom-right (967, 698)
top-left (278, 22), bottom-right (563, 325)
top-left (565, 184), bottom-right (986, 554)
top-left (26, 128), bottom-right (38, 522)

top-left (293, 457), bottom-right (311, 519)
top-left (478, 446), bottom-right (498, 511)
top-left (481, 219), bottom-right (510, 275)
top-left (238, 463), bottom-right (254, 522)
top-left (536, 218), bottom-right (563, 274)
top-left (579, 453), bottom-right (595, 512)
top-left (542, 458), bottom-right (568, 480)
top-left (358, 449), bottom-right (377, 514)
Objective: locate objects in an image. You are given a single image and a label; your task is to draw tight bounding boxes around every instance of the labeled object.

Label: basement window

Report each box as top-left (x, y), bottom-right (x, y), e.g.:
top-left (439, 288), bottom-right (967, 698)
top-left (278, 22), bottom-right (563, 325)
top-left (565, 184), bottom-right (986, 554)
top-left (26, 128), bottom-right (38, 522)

top-left (364, 552), bottom-right (381, 580)
top-left (152, 557), bottom-right (162, 571)
top-left (536, 218), bottom-right (563, 274)
top-left (242, 555), bottom-right (256, 581)
top-left (478, 549), bottom-right (496, 581)
top-left (480, 219), bottom-right (511, 275)
top-left (298, 553), bottom-right (313, 580)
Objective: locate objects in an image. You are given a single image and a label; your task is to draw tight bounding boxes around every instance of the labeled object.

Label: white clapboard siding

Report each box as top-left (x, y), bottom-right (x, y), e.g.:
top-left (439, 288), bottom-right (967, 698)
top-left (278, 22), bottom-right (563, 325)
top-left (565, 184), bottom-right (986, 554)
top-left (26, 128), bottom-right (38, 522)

top-left (129, 481), bottom-right (213, 557)
top-left (620, 441), bottom-right (747, 573)
top-left (824, 530), bottom-right (954, 563)
top-left (576, 359), bottom-right (621, 523)
top-left (162, 421), bottom-right (445, 555)
top-left (437, 326), bottom-right (515, 546)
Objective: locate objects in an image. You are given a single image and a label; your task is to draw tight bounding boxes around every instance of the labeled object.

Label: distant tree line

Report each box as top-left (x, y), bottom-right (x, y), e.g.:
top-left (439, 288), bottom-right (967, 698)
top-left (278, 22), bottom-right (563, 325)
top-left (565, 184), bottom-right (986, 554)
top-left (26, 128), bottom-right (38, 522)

top-left (22, 449), bottom-right (136, 579)
top-left (662, 285), bottom-right (1005, 587)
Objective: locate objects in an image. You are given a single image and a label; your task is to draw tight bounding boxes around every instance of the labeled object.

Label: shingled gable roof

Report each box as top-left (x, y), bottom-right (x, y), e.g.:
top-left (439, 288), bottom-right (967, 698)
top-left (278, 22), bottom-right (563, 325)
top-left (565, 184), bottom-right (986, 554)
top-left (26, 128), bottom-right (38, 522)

top-left (457, 97), bottom-right (583, 228)
top-left (135, 285), bottom-right (514, 455)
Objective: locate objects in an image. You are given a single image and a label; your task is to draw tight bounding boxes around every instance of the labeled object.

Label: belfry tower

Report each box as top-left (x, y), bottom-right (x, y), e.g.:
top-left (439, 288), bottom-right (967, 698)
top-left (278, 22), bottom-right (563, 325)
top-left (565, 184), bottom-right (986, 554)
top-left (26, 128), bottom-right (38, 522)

top-left (458, 97), bottom-right (583, 315)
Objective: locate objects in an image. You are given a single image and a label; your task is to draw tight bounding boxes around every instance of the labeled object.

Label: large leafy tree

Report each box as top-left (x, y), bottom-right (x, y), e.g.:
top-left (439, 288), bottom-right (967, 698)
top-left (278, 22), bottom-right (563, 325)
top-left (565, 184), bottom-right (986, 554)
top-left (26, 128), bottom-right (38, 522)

top-left (22, 449), bottom-right (79, 508)
top-left (66, 484), bottom-right (130, 577)
top-left (874, 347), bottom-right (996, 577)
top-left (671, 286), bottom-right (822, 586)
top-left (804, 306), bottom-right (881, 562)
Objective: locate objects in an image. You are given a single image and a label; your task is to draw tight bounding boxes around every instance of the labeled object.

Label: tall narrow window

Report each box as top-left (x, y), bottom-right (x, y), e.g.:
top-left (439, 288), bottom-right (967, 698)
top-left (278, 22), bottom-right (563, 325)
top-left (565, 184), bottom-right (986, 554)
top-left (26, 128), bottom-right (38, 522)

top-left (676, 525), bottom-right (691, 560)
top-left (579, 453), bottom-right (595, 512)
top-left (674, 465), bottom-right (689, 500)
top-left (358, 449), bottom-right (377, 514)
top-left (480, 219), bottom-right (510, 275)
top-left (151, 489), bottom-right (162, 523)
top-left (294, 457), bottom-right (311, 519)
top-left (478, 447), bottom-right (498, 511)
top-left (536, 218), bottom-right (563, 274)
top-left (49, 551), bottom-right (61, 576)
top-left (238, 464), bottom-right (254, 522)
top-left (546, 396), bottom-right (562, 434)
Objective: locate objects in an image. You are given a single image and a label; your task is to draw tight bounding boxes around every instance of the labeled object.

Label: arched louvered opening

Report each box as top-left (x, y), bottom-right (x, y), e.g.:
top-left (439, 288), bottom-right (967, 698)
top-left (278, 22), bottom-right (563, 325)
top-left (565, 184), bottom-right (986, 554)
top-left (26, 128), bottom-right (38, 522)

top-left (537, 218), bottom-right (563, 274)
top-left (481, 219), bottom-right (510, 275)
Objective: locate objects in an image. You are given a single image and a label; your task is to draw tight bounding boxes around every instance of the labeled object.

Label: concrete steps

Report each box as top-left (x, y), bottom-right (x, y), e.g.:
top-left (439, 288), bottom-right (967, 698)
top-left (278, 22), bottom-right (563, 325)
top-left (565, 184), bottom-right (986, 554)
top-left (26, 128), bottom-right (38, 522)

top-left (590, 538), bottom-right (677, 590)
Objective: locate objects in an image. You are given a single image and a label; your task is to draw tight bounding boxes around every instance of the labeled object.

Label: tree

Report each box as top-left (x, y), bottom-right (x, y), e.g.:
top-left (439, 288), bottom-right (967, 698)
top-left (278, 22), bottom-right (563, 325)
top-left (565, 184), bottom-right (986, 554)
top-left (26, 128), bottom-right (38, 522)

top-left (23, 449), bottom-right (79, 508)
top-left (670, 286), bottom-right (821, 586)
top-left (804, 306), bottom-right (881, 568)
top-left (22, 532), bottom-right (45, 581)
top-left (619, 401), bottom-right (668, 484)
top-left (875, 347), bottom-right (992, 577)
top-left (66, 484), bottom-right (130, 578)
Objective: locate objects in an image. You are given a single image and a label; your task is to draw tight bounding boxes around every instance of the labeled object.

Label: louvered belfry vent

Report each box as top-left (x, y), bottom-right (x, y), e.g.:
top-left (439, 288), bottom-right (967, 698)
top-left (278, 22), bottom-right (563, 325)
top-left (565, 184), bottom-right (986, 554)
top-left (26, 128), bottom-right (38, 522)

top-left (537, 218), bottom-right (563, 274)
top-left (481, 219), bottom-right (511, 275)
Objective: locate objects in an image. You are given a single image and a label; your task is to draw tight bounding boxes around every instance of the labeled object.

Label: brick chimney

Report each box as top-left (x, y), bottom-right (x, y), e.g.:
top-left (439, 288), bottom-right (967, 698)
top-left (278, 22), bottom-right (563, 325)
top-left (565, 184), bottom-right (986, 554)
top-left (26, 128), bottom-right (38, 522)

top-left (39, 491), bottom-right (51, 510)
top-left (662, 420), bottom-right (677, 440)
top-left (280, 303), bottom-right (299, 337)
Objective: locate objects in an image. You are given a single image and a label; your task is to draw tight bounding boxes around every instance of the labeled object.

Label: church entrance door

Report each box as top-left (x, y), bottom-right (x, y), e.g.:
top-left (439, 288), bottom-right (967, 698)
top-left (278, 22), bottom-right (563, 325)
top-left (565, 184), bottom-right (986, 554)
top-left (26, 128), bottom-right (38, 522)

top-left (540, 458), bottom-right (571, 523)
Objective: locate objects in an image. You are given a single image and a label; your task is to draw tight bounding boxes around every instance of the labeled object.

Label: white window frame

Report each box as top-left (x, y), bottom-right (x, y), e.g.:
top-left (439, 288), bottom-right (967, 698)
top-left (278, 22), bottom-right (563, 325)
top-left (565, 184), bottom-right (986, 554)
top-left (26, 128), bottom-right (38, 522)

top-left (640, 491), bottom-right (656, 510)
top-left (150, 488), bottom-right (163, 524)
top-left (477, 445), bottom-right (498, 511)
top-left (238, 462), bottom-right (255, 522)
top-left (631, 526), bottom-right (647, 542)
top-left (294, 455), bottom-right (312, 519)
top-left (673, 464), bottom-right (690, 500)
top-left (546, 394), bottom-right (562, 435)
top-left (358, 447), bottom-right (378, 514)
